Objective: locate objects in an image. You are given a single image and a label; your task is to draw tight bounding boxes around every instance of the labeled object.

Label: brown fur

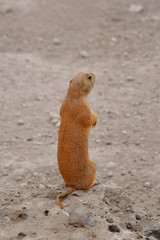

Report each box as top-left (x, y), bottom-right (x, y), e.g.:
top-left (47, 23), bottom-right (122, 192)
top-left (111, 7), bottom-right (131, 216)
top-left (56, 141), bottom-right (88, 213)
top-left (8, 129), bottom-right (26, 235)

top-left (57, 73), bottom-right (98, 208)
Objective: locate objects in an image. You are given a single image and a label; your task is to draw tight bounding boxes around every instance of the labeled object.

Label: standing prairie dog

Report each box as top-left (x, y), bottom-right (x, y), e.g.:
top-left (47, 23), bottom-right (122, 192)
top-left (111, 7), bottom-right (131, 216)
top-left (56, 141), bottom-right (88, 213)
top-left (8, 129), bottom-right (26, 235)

top-left (57, 72), bottom-right (98, 208)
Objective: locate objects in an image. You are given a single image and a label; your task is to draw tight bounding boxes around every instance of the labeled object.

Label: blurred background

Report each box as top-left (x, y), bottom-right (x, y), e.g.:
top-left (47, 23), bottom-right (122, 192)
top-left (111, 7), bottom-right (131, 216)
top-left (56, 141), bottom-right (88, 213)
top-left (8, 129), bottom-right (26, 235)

top-left (0, 0), bottom-right (160, 238)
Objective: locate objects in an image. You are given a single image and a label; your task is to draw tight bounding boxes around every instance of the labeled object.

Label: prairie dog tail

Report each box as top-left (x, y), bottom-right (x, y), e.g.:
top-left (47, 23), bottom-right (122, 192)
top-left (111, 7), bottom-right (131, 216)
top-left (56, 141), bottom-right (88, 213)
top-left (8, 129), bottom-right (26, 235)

top-left (56, 187), bottom-right (75, 209)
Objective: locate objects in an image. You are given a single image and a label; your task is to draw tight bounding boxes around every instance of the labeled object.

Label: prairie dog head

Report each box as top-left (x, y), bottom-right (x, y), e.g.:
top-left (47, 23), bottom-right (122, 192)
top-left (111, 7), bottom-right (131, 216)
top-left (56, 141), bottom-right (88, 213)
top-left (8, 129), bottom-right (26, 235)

top-left (68, 73), bottom-right (95, 98)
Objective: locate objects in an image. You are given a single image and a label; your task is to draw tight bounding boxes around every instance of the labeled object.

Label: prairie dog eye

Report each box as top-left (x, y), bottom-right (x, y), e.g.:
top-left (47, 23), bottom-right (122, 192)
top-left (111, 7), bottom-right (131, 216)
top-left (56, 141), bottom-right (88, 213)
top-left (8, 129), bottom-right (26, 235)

top-left (88, 76), bottom-right (92, 80)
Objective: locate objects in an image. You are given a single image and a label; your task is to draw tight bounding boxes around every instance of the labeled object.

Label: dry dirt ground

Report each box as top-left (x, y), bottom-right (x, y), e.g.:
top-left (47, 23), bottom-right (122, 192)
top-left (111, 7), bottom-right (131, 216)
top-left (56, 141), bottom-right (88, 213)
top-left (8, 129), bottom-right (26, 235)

top-left (0, 0), bottom-right (160, 239)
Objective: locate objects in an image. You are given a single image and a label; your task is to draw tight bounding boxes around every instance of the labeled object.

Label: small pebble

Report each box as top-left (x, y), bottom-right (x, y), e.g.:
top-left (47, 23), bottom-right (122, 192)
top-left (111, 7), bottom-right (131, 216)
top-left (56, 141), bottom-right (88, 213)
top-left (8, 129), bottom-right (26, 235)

top-left (125, 113), bottom-right (131, 118)
top-left (148, 236), bottom-right (158, 240)
top-left (36, 133), bottom-right (42, 138)
top-left (80, 51), bottom-right (89, 58)
top-left (129, 4), bottom-right (144, 13)
top-left (17, 119), bottom-right (24, 125)
top-left (103, 68), bottom-right (108, 73)
top-left (53, 38), bottom-right (61, 45)
top-left (140, 117), bottom-right (146, 121)
top-left (21, 183), bottom-right (27, 187)
top-left (2, 216), bottom-right (11, 224)
top-left (2, 171), bottom-right (8, 176)
top-left (124, 52), bottom-right (129, 57)
top-left (39, 184), bottom-right (46, 190)
top-left (47, 46), bottom-right (53, 51)
top-left (96, 139), bottom-right (102, 143)
top-left (151, 16), bottom-right (159, 21)
top-left (46, 188), bottom-right (57, 200)
top-left (88, 38), bottom-right (93, 43)
top-left (49, 112), bottom-right (60, 120)
top-left (82, 218), bottom-right (99, 227)
top-left (144, 181), bottom-right (151, 188)
top-left (52, 119), bottom-right (59, 124)
top-left (106, 216), bottom-right (114, 223)
top-left (127, 76), bottom-right (134, 81)
top-left (111, 37), bottom-right (117, 42)
top-left (25, 124), bottom-right (30, 130)
top-left (122, 130), bottom-right (127, 135)
top-left (68, 207), bottom-right (85, 225)
top-left (36, 95), bottom-right (42, 101)
top-left (107, 161), bottom-right (116, 167)
top-left (107, 171), bottom-right (113, 177)
top-left (106, 141), bottom-right (112, 145)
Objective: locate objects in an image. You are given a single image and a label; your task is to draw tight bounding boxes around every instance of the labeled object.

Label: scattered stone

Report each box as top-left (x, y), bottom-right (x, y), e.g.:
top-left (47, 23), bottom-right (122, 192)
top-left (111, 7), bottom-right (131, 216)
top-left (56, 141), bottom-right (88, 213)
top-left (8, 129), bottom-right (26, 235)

top-left (96, 138), bottom-right (102, 143)
top-left (88, 38), bottom-right (93, 43)
top-left (45, 188), bottom-right (57, 200)
top-left (151, 16), bottom-right (159, 21)
top-left (82, 218), bottom-right (99, 227)
top-left (132, 224), bottom-right (143, 232)
top-left (39, 184), bottom-right (46, 190)
top-left (37, 37), bottom-right (43, 42)
top-left (36, 95), bottom-right (42, 101)
top-left (12, 137), bottom-right (16, 142)
top-left (146, 237), bottom-right (158, 240)
top-left (2, 216), bottom-right (11, 224)
top-left (26, 138), bottom-right (33, 141)
top-left (16, 177), bottom-right (22, 182)
top-left (33, 141), bottom-right (42, 145)
top-left (107, 171), bottom-right (113, 177)
top-left (129, 4), bottom-right (144, 13)
top-left (107, 161), bottom-right (116, 168)
top-left (140, 117), bottom-right (146, 121)
top-left (2, 171), bottom-right (8, 176)
top-left (9, 210), bottom-right (28, 221)
top-left (122, 130), bottom-right (127, 135)
top-left (80, 50), bottom-right (89, 58)
top-left (47, 46), bottom-right (53, 51)
top-left (68, 207), bottom-right (85, 225)
top-left (112, 207), bottom-right (120, 212)
top-left (17, 119), bottom-right (25, 125)
top-left (103, 68), bottom-right (108, 73)
top-left (36, 133), bottom-right (42, 138)
top-left (106, 216), bottom-right (114, 223)
top-left (134, 208), bottom-right (145, 220)
top-left (108, 224), bottom-right (120, 232)
top-left (25, 124), bottom-right (30, 130)
top-left (127, 76), bottom-right (134, 81)
top-left (49, 112), bottom-right (60, 120)
top-left (126, 222), bottom-right (143, 232)
top-left (106, 141), bottom-right (112, 145)
top-left (21, 183), bottom-right (27, 187)
top-left (0, 5), bottom-right (13, 14)
top-left (145, 222), bottom-right (160, 239)
top-left (124, 52), bottom-right (129, 57)
top-left (111, 37), bottom-right (117, 42)
top-left (144, 182), bottom-right (151, 188)
top-left (53, 38), bottom-right (61, 45)
top-left (52, 119), bottom-right (59, 124)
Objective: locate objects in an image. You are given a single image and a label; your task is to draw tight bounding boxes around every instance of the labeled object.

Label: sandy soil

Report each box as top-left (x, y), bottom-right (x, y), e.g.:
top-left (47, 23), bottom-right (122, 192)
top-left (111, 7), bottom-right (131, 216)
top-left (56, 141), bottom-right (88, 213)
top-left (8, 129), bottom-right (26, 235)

top-left (0, 0), bottom-right (160, 239)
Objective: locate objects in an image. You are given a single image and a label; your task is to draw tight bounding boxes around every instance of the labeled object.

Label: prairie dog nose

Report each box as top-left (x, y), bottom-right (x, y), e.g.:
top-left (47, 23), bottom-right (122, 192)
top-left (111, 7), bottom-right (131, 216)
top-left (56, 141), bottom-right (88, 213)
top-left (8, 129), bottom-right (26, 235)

top-left (88, 73), bottom-right (95, 82)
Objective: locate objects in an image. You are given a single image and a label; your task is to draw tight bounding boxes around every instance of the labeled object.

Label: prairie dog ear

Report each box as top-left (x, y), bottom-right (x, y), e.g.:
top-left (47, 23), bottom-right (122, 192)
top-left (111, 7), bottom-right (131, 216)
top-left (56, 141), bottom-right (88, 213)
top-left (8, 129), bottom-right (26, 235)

top-left (70, 80), bottom-right (73, 84)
